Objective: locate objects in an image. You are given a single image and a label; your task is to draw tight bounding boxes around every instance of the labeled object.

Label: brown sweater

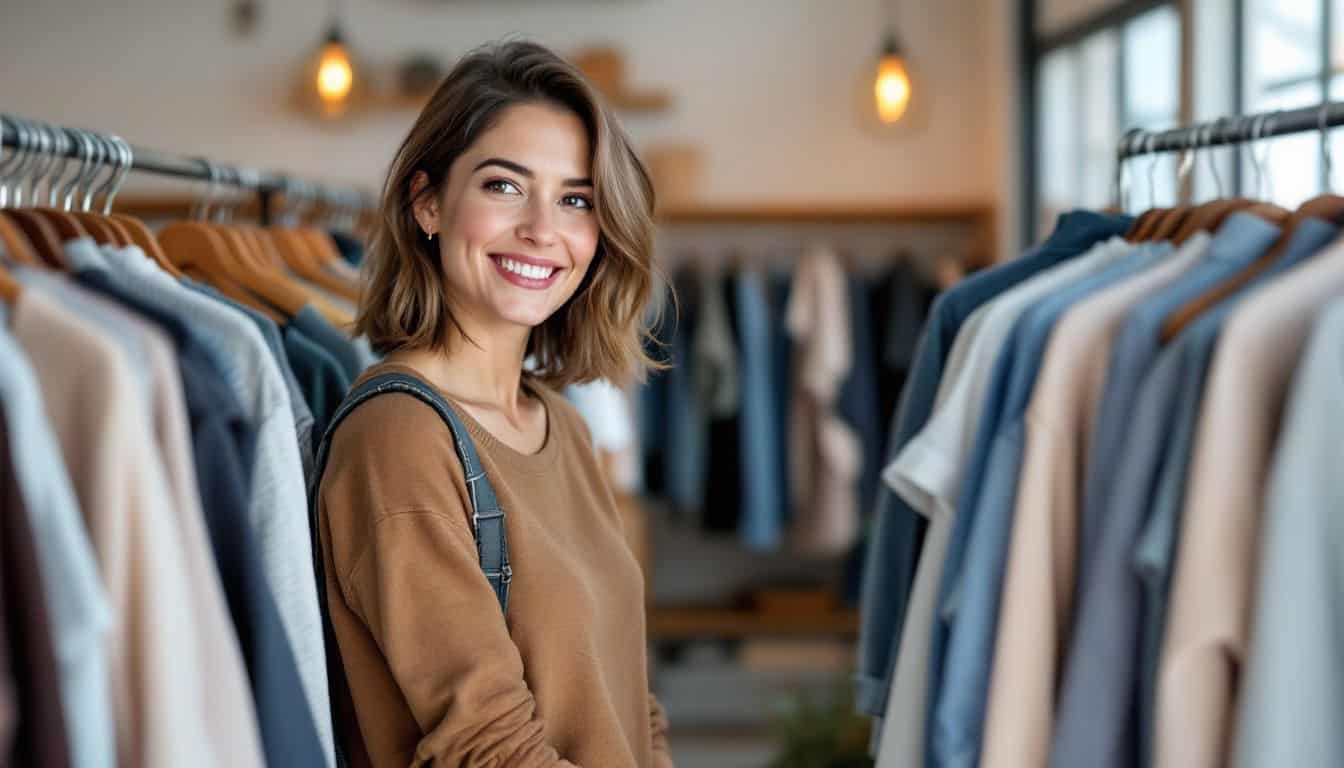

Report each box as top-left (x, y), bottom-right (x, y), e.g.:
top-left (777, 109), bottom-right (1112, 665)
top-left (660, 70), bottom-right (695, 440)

top-left (317, 363), bottom-right (672, 767)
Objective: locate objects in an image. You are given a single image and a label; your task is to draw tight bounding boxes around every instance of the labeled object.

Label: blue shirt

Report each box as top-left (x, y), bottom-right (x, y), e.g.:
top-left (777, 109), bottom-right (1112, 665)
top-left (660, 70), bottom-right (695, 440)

top-left (855, 210), bottom-right (1132, 722)
top-left (1119, 218), bottom-right (1337, 768)
top-left (664, 269), bottom-right (709, 513)
top-left (734, 271), bottom-right (784, 550)
top-left (857, 211), bottom-right (1132, 723)
top-left (1076, 213), bottom-right (1281, 585)
top-left (1046, 218), bottom-right (1335, 768)
top-left (926, 242), bottom-right (1170, 767)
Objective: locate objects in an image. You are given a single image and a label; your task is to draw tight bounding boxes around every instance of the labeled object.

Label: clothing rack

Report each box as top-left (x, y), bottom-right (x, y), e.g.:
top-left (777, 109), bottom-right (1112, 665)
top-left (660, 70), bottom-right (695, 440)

top-left (1117, 100), bottom-right (1344, 160)
top-left (0, 114), bottom-right (371, 226)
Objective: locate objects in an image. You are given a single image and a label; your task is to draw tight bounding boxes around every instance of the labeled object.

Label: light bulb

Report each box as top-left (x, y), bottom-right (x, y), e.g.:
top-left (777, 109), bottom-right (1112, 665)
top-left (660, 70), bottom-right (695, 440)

top-left (874, 53), bottom-right (911, 124)
top-left (316, 42), bottom-right (354, 104)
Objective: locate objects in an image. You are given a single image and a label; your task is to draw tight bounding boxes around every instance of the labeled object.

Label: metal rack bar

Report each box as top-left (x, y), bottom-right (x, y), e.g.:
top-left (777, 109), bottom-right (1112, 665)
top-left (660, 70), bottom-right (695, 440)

top-left (1118, 100), bottom-right (1344, 160)
top-left (0, 115), bottom-right (370, 225)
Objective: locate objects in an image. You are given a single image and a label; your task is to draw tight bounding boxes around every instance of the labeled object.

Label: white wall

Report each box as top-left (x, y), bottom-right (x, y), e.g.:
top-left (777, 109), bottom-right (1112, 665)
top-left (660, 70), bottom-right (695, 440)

top-left (0, 0), bottom-right (1006, 213)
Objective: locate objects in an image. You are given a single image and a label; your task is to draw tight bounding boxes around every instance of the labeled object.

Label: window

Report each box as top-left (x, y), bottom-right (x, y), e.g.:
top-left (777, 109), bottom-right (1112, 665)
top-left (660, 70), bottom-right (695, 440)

top-left (1031, 3), bottom-right (1181, 240)
top-left (1240, 0), bottom-right (1324, 206)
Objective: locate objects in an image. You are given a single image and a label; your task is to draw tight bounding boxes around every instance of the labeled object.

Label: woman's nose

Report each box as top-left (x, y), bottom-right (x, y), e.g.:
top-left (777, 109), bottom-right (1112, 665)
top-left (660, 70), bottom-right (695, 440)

top-left (516, 198), bottom-right (558, 247)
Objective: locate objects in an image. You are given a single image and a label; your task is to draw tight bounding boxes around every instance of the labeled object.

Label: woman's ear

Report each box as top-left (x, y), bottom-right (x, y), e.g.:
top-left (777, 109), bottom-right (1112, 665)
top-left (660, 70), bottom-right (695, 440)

top-left (409, 170), bottom-right (440, 238)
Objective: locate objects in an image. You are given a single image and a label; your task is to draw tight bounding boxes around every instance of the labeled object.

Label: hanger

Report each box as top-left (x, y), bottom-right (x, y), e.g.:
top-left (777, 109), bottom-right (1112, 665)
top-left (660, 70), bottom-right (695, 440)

top-left (91, 135), bottom-right (186, 277)
top-left (1159, 104), bottom-right (1344, 342)
top-left (0, 215), bottom-right (37, 266)
top-left (70, 132), bottom-right (135, 247)
top-left (1141, 123), bottom-right (1206, 241)
top-left (0, 261), bottom-right (18, 304)
top-left (19, 120), bottom-right (92, 244)
top-left (1164, 120), bottom-right (1262, 245)
top-left (1124, 133), bottom-right (1171, 241)
top-left (0, 119), bottom-right (40, 266)
top-left (1237, 113), bottom-right (1292, 225)
top-left (0, 118), bottom-right (70, 268)
top-left (298, 228), bottom-right (360, 298)
top-left (159, 160), bottom-right (304, 320)
top-left (266, 181), bottom-right (360, 300)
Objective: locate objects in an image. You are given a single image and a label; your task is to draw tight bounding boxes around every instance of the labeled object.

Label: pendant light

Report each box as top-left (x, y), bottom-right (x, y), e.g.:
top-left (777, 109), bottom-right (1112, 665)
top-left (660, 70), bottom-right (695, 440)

top-left (872, 1), bottom-right (914, 125)
top-left (305, 0), bottom-right (359, 119)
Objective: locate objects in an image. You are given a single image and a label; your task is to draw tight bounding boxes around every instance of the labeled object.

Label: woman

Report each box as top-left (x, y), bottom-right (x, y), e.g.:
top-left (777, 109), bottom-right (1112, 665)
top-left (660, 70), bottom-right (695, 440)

top-left (316, 40), bottom-right (674, 767)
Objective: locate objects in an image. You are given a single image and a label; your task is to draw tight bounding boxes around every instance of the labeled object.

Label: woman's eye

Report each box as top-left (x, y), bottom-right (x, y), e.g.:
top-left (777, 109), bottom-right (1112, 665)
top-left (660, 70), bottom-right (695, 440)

top-left (484, 179), bottom-right (522, 195)
top-left (563, 194), bottom-right (594, 211)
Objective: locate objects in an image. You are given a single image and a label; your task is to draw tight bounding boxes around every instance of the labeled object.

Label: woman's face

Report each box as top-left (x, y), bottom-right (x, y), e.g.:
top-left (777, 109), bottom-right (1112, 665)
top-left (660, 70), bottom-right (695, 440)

top-left (415, 102), bottom-right (601, 334)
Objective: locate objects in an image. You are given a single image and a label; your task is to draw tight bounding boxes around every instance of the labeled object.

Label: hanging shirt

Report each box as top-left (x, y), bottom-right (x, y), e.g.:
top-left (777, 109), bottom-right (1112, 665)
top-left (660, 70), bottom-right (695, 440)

top-left (0, 401), bottom-right (76, 768)
top-left (564, 378), bottom-right (641, 493)
top-left (10, 288), bottom-right (265, 768)
top-left (877, 233), bottom-right (1133, 768)
top-left (978, 233), bottom-right (1211, 768)
top-left (733, 269), bottom-right (785, 550)
top-left (291, 304), bottom-right (365, 381)
top-left (928, 238), bottom-right (1166, 768)
top-left (1050, 219), bottom-right (1337, 768)
top-left (663, 267), bottom-right (708, 513)
top-left (1234, 297), bottom-right (1344, 767)
top-left (284, 329), bottom-right (351, 458)
top-left (327, 230), bottom-right (365, 267)
top-left (188, 282), bottom-right (317, 486)
top-left (703, 276), bottom-right (745, 533)
top-left (839, 274), bottom-right (883, 527)
top-left (0, 318), bottom-right (113, 768)
top-left (855, 210), bottom-right (1132, 729)
top-left (1155, 239), bottom-right (1344, 768)
top-left (92, 245), bottom-right (333, 768)
top-left (1076, 213), bottom-right (1282, 585)
top-left (54, 267), bottom-right (328, 767)
top-left (17, 269), bottom-right (205, 539)
top-left (786, 245), bottom-right (862, 556)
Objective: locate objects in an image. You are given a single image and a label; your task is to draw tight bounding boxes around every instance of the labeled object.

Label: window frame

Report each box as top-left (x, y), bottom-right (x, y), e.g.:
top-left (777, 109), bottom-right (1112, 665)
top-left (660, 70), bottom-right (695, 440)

top-left (1020, 0), bottom-right (1181, 244)
top-left (1234, 0), bottom-right (1334, 195)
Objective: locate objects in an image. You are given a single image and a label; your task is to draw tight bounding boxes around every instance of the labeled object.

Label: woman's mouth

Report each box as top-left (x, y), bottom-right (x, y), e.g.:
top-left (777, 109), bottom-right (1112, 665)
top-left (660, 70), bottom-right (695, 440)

top-left (489, 253), bottom-right (563, 290)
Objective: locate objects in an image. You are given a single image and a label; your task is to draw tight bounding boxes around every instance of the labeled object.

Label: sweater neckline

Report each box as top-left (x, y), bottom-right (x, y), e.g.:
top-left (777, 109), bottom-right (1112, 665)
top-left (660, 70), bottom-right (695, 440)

top-left (365, 363), bottom-right (561, 475)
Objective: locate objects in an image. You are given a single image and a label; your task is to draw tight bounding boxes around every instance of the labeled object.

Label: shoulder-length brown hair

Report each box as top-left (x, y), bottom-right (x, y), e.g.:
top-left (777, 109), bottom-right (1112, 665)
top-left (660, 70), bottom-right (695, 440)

top-left (357, 39), bottom-right (663, 388)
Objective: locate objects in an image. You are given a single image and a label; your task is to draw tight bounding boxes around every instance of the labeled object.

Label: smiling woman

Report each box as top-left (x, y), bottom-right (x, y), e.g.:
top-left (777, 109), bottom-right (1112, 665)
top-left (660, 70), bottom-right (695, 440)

top-left (358, 41), bottom-right (660, 389)
top-left (316, 40), bottom-right (675, 768)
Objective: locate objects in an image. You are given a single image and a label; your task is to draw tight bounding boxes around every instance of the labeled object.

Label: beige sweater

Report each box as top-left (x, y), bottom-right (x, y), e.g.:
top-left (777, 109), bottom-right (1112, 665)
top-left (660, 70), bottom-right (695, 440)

top-left (317, 363), bottom-right (672, 768)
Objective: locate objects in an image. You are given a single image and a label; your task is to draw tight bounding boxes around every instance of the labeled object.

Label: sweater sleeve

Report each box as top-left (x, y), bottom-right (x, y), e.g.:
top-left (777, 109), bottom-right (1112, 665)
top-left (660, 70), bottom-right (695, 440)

top-left (323, 393), bottom-right (578, 768)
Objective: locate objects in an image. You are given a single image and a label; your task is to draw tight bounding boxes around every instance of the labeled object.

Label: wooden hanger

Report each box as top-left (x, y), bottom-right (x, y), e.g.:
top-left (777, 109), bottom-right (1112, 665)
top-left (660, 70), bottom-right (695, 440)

top-left (69, 212), bottom-right (115, 244)
top-left (1125, 207), bottom-right (1167, 242)
top-left (0, 213), bottom-right (39, 266)
top-left (1158, 195), bottom-right (1335, 343)
top-left (27, 207), bottom-right (88, 242)
top-left (110, 214), bottom-right (186, 279)
top-left (227, 225), bottom-right (343, 319)
top-left (2, 211), bottom-right (69, 269)
top-left (159, 221), bottom-right (307, 319)
top-left (298, 227), bottom-right (361, 299)
top-left (1144, 204), bottom-right (1196, 241)
top-left (0, 262), bottom-right (19, 304)
top-left (1167, 197), bottom-right (1256, 245)
top-left (268, 228), bottom-right (358, 300)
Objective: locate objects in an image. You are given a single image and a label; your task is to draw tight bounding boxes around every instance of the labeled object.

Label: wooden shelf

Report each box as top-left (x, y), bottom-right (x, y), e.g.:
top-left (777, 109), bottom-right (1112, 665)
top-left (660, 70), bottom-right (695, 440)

top-left (655, 200), bottom-right (998, 265)
top-left (648, 606), bottom-right (860, 639)
top-left (656, 200), bottom-right (994, 225)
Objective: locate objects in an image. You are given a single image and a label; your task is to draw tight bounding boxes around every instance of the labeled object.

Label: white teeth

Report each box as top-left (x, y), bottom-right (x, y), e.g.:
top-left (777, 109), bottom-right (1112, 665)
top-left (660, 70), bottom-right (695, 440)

top-left (499, 257), bottom-right (555, 280)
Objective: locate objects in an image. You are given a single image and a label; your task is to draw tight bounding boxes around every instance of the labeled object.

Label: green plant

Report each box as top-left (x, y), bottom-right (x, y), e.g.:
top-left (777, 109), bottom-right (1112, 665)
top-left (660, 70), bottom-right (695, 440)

top-left (766, 681), bottom-right (874, 768)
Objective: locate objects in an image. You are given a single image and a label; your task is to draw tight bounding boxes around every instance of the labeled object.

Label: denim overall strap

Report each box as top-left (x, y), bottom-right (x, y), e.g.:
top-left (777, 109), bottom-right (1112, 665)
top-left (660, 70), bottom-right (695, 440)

top-left (308, 372), bottom-right (512, 768)
top-left (311, 372), bottom-right (512, 612)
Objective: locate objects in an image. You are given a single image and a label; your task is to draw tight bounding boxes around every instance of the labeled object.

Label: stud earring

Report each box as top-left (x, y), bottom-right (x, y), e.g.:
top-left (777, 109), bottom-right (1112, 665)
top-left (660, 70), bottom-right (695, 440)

top-left (426, 230), bottom-right (436, 241)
